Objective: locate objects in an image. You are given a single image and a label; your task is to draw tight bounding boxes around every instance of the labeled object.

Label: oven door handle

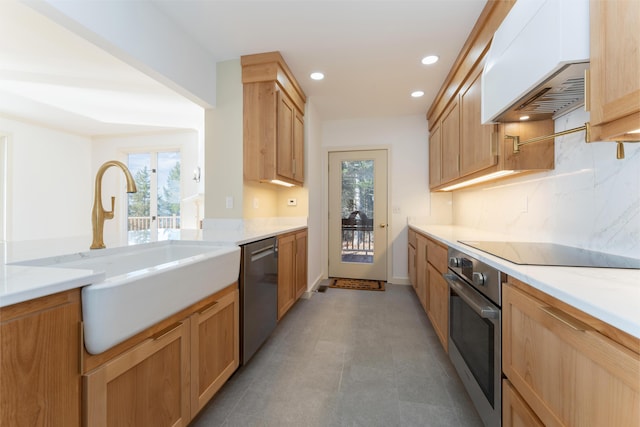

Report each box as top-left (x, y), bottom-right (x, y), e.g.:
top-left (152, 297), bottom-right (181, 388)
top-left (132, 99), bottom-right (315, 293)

top-left (444, 273), bottom-right (499, 319)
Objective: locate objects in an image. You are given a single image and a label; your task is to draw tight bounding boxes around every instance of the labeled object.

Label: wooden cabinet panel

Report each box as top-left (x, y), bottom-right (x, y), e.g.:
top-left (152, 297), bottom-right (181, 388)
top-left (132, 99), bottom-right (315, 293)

top-left (84, 321), bottom-right (191, 427)
top-left (277, 89), bottom-right (295, 181)
top-left (503, 379), bottom-right (544, 427)
top-left (589, 0), bottom-right (640, 140)
top-left (190, 289), bottom-right (239, 418)
top-left (407, 229), bottom-right (417, 290)
top-left (415, 233), bottom-right (429, 311)
top-left (278, 228), bottom-right (308, 320)
top-left (440, 99), bottom-right (460, 183)
top-left (277, 232), bottom-right (296, 320)
top-left (426, 237), bottom-right (448, 274)
top-left (0, 290), bottom-right (81, 427)
top-left (503, 283), bottom-right (640, 427)
top-left (294, 229), bottom-right (308, 300)
top-left (427, 264), bottom-right (448, 352)
top-left (242, 52), bottom-right (306, 186)
top-left (293, 109), bottom-right (305, 183)
top-left (460, 66), bottom-right (497, 176)
top-left (429, 123), bottom-right (442, 189)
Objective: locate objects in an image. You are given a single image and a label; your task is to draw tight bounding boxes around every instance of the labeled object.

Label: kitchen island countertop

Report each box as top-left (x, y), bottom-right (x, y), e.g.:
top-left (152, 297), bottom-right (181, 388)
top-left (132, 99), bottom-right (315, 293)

top-left (409, 223), bottom-right (640, 340)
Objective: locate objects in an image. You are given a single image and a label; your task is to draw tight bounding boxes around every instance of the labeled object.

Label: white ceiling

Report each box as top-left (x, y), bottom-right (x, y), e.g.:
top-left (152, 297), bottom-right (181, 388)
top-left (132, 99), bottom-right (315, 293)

top-left (0, 0), bottom-right (488, 136)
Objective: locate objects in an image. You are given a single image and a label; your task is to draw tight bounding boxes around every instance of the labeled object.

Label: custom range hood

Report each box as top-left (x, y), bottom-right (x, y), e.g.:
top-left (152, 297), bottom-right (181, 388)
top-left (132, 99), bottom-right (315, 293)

top-left (481, 0), bottom-right (590, 124)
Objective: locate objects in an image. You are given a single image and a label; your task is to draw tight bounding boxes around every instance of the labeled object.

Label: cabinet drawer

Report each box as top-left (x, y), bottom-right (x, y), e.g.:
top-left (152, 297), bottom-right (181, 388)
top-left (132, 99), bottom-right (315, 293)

top-left (503, 283), bottom-right (639, 427)
top-left (426, 237), bottom-right (448, 274)
top-left (503, 379), bottom-right (544, 427)
top-left (408, 228), bottom-right (417, 248)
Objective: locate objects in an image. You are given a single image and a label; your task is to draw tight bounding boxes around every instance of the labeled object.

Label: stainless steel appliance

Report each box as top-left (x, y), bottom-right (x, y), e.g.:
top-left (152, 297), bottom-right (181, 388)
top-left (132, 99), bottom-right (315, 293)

top-left (444, 247), bottom-right (503, 427)
top-left (240, 237), bottom-right (278, 365)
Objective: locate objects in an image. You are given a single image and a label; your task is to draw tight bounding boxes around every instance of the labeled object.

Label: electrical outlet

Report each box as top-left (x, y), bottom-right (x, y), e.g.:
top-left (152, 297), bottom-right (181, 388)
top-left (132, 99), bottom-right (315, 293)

top-left (253, 197), bottom-right (259, 209)
top-left (225, 196), bottom-right (233, 209)
top-left (287, 198), bottom-right (297, 206)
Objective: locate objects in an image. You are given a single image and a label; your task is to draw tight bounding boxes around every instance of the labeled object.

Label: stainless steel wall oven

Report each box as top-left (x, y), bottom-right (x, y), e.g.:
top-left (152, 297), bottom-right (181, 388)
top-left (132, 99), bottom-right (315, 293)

top-left (444, 247), bottom-right (503, 427)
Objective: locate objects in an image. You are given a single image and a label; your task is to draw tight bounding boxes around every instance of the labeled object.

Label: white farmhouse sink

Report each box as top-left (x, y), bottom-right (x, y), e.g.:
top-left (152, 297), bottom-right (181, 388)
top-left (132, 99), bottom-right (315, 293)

top-left (15, 241), bottom-right (240, 354)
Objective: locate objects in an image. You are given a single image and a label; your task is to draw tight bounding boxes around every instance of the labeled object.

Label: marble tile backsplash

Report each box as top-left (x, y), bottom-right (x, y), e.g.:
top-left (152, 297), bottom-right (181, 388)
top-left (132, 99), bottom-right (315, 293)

top-left (452, 109), bottom-right (640, 258)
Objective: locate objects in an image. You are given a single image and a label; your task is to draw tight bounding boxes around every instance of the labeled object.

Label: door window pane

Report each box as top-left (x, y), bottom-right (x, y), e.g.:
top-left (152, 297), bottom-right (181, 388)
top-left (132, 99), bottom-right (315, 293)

top-left (341, 160), bottom-right (374, 263)
top-left (157, 152), bottom-right (181, 241)
top-left (127, 153), bottom-right (151, 244)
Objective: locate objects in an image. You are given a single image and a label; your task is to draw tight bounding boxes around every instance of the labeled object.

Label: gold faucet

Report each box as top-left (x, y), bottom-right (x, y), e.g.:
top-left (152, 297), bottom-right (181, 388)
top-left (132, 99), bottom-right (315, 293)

top-left (91, 160), bottom-right (137, 249)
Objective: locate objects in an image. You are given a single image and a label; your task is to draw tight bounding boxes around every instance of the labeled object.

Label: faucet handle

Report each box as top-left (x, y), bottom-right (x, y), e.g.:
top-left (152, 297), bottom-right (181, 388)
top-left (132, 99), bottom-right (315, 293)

top-left (104, 196), bottom-right (115, 220)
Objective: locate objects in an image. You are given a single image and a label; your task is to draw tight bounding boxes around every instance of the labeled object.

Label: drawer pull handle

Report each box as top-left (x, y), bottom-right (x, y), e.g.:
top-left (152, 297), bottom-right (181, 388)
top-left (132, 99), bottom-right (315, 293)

top-left (152, 322), bottom-right (182, 341)
top-left (540, 306), bottom-right (593, 332)
top-left (198, 300), bottom-right (219, 315)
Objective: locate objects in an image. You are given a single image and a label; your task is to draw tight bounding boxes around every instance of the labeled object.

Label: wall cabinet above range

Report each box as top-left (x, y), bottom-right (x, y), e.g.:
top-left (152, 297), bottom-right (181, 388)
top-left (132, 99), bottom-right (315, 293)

top-left (427, 1), bottom-right (556, 191)
top-left (242, 52), bottom-right (306, 187)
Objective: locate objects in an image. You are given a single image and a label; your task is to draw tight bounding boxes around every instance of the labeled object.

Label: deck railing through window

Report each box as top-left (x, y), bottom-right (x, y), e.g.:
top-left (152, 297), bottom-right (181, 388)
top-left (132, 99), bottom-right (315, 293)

top-left (128, 215), bottom-right (181, 230)
top-left (341, 217), bottom-right (374, 256)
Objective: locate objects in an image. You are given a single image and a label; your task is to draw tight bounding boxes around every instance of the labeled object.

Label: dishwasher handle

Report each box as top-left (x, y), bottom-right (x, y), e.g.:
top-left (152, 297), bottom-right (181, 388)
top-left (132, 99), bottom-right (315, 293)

top-left (251, 244), bottom-right (276, 262)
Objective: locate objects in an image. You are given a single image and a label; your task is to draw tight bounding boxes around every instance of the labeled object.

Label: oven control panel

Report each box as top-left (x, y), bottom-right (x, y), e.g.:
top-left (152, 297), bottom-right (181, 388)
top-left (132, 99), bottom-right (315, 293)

top-left (447, 248), bottom-right (502, 306)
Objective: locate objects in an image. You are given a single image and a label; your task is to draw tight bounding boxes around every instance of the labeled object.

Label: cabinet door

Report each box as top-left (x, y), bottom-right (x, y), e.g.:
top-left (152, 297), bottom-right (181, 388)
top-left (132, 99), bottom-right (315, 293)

top-left (408, 243), bottom-right (417, 289)
top-left (427, 264), bottom-right (448, 352)
top-left (503, 283), bottom-right (640, 427)
top-left (589, 0), bottom-right (640, 139)
top-left (503, 379), bottom-right (544, 427)
top-left (84, 320), bottom-right (190, 427)
top-left (440, 99), bottom-right (460, 183)
top-left (276, 89), bottom-right (295, 181)
top-left (293, 110), bottom-right (305, 184)
top-left (191, 289), bottom-right (239, 417)
top-left (415, 233), bottom-right (429, 312)
top-left (429, 123), bottom-right (442, 188)
top-left (460, 67), bottom-right (497, 176)
top-left (294, 229), bottom-right (308, 300)
top-left (1, 290), bottom-right (81, 427)
top-left (277, 233), bottom-right (296, 320)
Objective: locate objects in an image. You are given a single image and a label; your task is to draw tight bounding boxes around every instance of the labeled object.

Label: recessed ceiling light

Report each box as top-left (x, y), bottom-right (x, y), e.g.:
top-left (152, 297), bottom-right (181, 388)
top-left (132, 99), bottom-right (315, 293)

top-left (421, 55), bottom-right (439, 65)
top-left (310, 72), bottom-right (325, 80)
top-left (519, 115), bottom-right (530, 121)
top-left (411, 91), bottom-right (425, 98)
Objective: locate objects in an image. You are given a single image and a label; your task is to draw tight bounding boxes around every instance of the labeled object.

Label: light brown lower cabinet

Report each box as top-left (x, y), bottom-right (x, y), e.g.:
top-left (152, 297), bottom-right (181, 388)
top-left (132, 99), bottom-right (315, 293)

top-left (415, 233), bottom-right (429, 311)
top-left (83, 286), bottom-right (239, 426)
top-left (503, 280), bottom-right (640, 427)
top-left (427, 264), bottom-right (448, 353)
top-left (0, 289), bottom-right (82, 427)
top-left (278, 228), bottom-right (308, 320)
top-left (503, 379), bottom-right (544, 427)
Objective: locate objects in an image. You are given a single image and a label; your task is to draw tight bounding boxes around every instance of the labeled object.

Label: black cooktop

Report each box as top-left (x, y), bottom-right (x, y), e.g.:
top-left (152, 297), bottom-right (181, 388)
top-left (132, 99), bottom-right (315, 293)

top-left (460, 241), bottom-right (640, 269)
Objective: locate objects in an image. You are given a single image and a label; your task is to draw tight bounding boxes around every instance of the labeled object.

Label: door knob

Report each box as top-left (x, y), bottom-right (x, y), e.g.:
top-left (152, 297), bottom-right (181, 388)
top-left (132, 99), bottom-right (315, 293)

top-left (379, 223), bottom-right (387, 228)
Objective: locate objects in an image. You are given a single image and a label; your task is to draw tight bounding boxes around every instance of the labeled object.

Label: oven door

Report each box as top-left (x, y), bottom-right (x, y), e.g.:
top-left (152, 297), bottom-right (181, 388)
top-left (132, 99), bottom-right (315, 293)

top-left (444, 272), bottom-right (501, 427)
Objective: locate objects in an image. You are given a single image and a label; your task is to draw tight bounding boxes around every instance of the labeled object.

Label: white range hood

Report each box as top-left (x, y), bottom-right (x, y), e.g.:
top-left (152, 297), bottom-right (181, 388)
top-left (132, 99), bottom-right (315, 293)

top-left (481, 0), bottom-right (590, 124)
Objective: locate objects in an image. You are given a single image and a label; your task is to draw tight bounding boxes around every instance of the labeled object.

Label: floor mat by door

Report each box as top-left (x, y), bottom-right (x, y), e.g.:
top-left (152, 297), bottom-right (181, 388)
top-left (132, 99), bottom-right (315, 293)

top-left (329, 278), bottom-right (385, 291)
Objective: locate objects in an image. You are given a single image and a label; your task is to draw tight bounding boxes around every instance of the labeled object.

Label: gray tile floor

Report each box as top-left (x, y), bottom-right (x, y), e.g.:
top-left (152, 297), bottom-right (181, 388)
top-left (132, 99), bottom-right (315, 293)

top-left (190, 282), bottom-right (484, 427)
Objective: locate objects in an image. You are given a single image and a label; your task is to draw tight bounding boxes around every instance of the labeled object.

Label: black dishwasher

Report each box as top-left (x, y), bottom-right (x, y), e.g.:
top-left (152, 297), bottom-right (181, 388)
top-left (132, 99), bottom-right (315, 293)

top-left (240, 237), bottom-right (278, 365)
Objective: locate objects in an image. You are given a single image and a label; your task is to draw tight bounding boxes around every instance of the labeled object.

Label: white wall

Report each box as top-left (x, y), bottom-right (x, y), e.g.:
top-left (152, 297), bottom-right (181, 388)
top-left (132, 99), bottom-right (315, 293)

top-left (452, 108), bottom-right (640, 258)
top-left (320, 115), bottom-right (452, 284)
top-left (93, 130), bottom-right (200, 247)
top-left (0, 116), bottom-right (92, 241)
top-left (29, 0), bottom-right (217, 108)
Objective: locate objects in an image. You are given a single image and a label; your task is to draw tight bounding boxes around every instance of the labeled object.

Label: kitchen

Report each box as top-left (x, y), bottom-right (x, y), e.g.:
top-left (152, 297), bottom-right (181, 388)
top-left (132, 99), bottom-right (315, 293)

top-left (1, 0), bottom-right (639, 426)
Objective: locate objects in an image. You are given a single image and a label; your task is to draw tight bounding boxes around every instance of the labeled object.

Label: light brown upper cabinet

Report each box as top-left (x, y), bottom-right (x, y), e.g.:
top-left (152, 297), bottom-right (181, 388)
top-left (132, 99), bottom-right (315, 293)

top-left (588, 0), bottom-right (640, 142)
top-left (440, 99), bottom-right (461, 183)
top-left (459, 64), bottom-right (497, 176)
top-left (427, 1), bottom-right (556, 191)
top-left (242, 52), bottom-right (306, 186)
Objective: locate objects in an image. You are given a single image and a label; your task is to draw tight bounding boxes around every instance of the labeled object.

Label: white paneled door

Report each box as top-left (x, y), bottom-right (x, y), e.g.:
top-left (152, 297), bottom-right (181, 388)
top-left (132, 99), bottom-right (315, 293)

top-left (328, 150), bottom-right (388, 280)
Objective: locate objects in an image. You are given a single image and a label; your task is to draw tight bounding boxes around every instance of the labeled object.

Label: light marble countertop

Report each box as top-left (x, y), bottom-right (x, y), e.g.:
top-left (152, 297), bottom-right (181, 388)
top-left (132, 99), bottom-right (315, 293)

top-left (408, 223), bottom-right (640, 339)
top-left (0, 218), bottom-right (307, 308)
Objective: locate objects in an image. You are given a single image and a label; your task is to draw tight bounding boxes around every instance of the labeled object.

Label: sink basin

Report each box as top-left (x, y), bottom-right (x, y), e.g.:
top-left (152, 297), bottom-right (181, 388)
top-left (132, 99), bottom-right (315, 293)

top-left (14, 240), bottom-right (240, 354)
